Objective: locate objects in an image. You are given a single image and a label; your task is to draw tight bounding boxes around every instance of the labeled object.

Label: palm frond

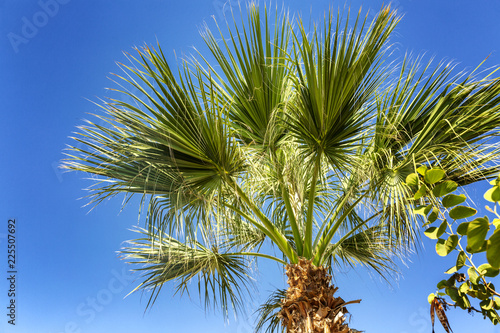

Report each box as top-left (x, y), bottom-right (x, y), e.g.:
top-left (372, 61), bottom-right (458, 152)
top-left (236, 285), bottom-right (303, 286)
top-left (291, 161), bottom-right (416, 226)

top-left (325, 225), bottom-right (398, 278)
top-left (358, 56), bottom-right (500, 247)
top-left (199, 3), bottom-right (293, 147)
top-left (121, 227), bottom-right (255, 317)
top-left (63, 45), bottom-right (247, 240)
top-left (287, 6), bottom-right (399, 167)
top-left (255, 289), bottom-right (286, 333)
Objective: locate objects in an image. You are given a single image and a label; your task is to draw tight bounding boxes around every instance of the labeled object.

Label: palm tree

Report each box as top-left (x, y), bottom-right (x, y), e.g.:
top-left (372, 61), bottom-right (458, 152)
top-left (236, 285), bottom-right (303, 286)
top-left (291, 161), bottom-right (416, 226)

top-left (64, 4), bottom-right (500, 332)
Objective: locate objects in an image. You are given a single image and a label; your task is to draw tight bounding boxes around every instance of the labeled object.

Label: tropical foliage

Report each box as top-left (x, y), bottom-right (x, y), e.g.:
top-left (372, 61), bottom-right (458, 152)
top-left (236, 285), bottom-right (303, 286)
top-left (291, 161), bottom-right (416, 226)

top-left (64, 3), bottom-right (500, 332)
top-left (413, 169), bottom-right (500, 327)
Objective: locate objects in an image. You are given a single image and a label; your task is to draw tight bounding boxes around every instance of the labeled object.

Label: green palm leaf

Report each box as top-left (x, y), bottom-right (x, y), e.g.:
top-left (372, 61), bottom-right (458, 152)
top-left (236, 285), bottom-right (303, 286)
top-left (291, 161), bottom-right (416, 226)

top-left (121, 227), bottom-right (255, 316)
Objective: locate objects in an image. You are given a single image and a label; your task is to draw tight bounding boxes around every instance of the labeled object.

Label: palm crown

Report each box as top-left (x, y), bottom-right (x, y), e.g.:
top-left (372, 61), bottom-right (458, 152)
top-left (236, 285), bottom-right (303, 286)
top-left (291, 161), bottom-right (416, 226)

top-left (64, 3), bottom-right (500, 332)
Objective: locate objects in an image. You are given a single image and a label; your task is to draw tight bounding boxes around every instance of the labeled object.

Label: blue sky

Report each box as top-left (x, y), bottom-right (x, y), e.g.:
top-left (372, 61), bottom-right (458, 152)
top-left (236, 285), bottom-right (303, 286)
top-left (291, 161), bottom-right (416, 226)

top-left (2, 1), bottom-right (500, 332)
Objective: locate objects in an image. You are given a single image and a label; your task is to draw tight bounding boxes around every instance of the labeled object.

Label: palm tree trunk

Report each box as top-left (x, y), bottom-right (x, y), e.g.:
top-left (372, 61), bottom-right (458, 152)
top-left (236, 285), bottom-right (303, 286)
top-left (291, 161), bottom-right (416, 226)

top-left (278, 258), bottom-right (361, 333)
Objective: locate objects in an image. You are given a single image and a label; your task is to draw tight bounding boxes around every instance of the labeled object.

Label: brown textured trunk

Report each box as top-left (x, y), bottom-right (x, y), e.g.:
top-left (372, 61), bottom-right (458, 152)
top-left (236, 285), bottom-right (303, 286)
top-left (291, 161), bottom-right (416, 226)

top-left (278, 258), bottom-right (361, 333)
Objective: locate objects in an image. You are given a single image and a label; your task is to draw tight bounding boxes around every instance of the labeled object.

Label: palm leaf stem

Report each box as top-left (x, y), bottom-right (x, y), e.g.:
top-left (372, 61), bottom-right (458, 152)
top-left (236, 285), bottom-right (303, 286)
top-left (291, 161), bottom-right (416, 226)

top-left (232, 179), bottom-right (298, 263)
top-left (318, 211), bottom-right (381, 266)
top-left (304, 152), bottom-right (322, 258)
top-left (313, 193), bottom-right (367, 266)
top-left (235, 252), bottom-right (288, 265)
top-left (312, 185), bottom-right (362, 250)
top-left (273, 150), bottom-right (303, 255)
top-left (220, 202), bottom-right (273, 243)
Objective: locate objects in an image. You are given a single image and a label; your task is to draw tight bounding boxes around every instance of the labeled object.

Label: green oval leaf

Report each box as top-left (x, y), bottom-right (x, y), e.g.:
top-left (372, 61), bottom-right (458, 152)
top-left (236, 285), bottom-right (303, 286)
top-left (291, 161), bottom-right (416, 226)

top-left (467, 217), bottom-right (490, 252)
top-left (481, 299), bottom-right (495, 310)
top-left (468, 267), bottom-right (480, 284)
top-left (437, 280), bottom-right (449, 289)
top-left (461, 294), bottom-right (471, 309)
top-left (493, 219), bottom-right (500, 229)
top-left (484, 309), bottom-right (500, 325)
top-left (487, 229), bottom-right (500, 269)
top-left (456, 250), bottom-right (466, 270)
top-left (447, 234), bottom-right (459, 252)
top-left (477, 284), bottom-right (493, 300)
top-left (405, 173), bottom-right (419, 187)
top-left (490, 176), bottom-right (500, 186)
top-left (478, 263), bottom-right (500, 278)
top-left (414, 184), bottom-right (427, 200)
top-left (425, 168), bottom-right (445, 185)
top-left (413, 205), bottom-right (428, 216)
top-left (446, 286), bottom-right (460, 302)
top-left (433, 180), bottom-right (458, 197)
top-left (436, 238), bottom-right (447, 256)
top-left (425, 220), bottom-right (447, 239)
top-left (442, 194), bottom-right (466, 208)
top-left (449, 206), bottom-right (477, 220)
top-left (417, 166), bottom-right (428, 176)
top-left (436, 235), bottom-right (458, 257)
top-left (445, 265), bottom-right (458, 274)
top-left (466, 240), bottom-right (488, 254)
top-left (457, 222), bottom-right (470, 236)
top-left (427, 208), bottom-right (439, 223)
top-left (425, 227), bottom-right (438, 239)
top-left (484, 186), bottom-right (500, 202)
top-left (459, 282), bottom-right (469, 294)
top-left (437, 220), bottom-right (448, 238)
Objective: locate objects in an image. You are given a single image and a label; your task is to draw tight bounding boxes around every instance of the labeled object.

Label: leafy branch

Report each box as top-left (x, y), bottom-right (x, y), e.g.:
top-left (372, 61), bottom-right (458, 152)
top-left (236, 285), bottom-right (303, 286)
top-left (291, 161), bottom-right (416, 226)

top-left (407, 167), bottom-right (500, 325)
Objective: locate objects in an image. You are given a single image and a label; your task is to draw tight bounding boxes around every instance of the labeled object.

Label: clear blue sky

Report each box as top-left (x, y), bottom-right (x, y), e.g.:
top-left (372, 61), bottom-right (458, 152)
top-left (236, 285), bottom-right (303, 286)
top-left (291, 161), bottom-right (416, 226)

top-left (2, 1), bottom-right (500, 332)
